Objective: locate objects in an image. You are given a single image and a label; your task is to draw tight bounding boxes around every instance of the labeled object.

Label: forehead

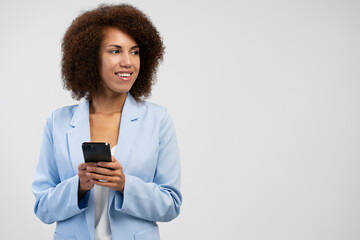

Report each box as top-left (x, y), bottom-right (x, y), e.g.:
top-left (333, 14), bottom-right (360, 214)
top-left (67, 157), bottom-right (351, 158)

top-left (101, 27), bottom-right (138, 46)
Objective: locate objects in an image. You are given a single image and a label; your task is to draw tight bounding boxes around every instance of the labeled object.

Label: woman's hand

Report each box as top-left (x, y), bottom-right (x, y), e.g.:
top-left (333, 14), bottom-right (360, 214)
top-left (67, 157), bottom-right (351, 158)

top-left (85, 156), bottom-right (126, 193)
top-left (78, 162), bottom-right (97, 200)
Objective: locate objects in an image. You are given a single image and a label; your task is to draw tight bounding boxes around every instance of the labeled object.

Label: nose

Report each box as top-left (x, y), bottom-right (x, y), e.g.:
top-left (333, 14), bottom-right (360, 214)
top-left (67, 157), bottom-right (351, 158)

top-left (119, 52), bottom-right (132, 68)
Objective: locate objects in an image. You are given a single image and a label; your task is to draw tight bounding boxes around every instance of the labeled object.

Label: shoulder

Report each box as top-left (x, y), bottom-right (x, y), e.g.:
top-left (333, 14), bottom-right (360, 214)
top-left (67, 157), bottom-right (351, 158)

top-left (139, 101), bottom-right (176, 134)
top-left (50, 104), bottom-right (79, 122)
top-left (143, 101), bottom-right (167, 115)
top-left (141, 100), bottom-right (170, 123)
top-left (44, 102), bottom-right (84, 132)
top-left (52, 104), bottom-right (78, 117)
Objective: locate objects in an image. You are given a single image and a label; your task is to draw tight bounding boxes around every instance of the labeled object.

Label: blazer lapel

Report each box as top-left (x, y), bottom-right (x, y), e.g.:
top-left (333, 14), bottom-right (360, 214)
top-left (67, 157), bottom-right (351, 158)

top-left (67, 100), bottom-right (91, 173)
top-left (114, 94), bottom-right (144, 169)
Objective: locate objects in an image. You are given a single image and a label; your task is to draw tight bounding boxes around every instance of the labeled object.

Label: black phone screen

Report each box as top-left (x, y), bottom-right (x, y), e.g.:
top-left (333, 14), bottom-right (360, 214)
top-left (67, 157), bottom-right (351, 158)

top-left (82, 142), bottom-right (112, 162)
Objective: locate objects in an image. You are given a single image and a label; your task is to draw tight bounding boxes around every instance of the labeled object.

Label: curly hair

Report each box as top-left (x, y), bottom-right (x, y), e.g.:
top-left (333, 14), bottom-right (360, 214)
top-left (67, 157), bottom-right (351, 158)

top-left (61, 4), bottom-right (165, 101)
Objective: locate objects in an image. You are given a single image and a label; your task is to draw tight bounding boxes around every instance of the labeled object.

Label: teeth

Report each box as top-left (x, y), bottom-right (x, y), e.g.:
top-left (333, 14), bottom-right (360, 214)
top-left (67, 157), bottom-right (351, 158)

top-left (117, 73), bottom-right (131, 77)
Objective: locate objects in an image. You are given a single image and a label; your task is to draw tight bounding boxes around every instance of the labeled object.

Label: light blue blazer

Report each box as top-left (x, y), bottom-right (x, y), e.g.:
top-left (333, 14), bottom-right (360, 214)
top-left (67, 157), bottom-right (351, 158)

top-left (32, 94), bottom-right (182, 240)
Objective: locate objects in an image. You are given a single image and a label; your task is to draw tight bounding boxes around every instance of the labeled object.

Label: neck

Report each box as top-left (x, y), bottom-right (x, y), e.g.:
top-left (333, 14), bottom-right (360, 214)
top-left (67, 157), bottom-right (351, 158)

top-left (90, 92), bottom-right (128, 114)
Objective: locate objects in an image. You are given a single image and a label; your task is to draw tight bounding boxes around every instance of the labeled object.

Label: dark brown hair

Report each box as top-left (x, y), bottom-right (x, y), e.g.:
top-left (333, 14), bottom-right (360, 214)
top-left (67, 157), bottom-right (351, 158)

top-left (61, 4), bottom-right (165, 101)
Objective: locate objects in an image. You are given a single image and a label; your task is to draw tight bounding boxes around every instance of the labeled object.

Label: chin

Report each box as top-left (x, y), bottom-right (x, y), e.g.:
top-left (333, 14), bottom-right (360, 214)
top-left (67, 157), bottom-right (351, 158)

top-left (114, 87), bottom-right (133, 94)
top-left (101, 81), bottom-right (135, 96)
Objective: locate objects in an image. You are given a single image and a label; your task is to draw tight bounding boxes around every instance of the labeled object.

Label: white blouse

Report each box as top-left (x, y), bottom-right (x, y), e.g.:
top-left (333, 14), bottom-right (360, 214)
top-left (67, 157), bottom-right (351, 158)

top-left (94, 145), bottom-right (116, 240)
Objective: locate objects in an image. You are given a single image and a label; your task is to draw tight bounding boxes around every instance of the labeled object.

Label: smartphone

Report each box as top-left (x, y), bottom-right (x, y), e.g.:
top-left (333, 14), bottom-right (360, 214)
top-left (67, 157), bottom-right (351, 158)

top-left (82, 142), bottom-right (112, 163)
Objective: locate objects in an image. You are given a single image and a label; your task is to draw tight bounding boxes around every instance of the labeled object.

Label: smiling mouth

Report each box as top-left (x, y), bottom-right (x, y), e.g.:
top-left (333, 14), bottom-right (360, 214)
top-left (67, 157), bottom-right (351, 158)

top-left (115, 72), bottom-right (132, 77)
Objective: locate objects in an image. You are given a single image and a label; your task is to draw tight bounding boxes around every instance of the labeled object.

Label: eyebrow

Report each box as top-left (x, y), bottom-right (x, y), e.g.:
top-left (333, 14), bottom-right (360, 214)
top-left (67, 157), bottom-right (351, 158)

top-left (108, 44), bottom-right (139, 49)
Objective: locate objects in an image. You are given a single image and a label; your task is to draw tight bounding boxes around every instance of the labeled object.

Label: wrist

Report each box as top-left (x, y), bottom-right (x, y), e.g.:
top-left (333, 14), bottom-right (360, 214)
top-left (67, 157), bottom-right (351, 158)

top-left (78, 182), bottom-right (88, 201)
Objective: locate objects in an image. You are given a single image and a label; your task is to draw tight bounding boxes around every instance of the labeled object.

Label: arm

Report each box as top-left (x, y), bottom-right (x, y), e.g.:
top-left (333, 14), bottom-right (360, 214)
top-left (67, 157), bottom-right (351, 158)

top-left (32, 113), bottom-right (89, 224)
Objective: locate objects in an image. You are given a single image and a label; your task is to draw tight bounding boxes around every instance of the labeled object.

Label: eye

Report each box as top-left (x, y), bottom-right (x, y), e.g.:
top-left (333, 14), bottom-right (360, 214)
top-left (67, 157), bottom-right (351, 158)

top-left (110, 49), bottom-right (119, 54)
top-left (131, 50), bottom-right (140, 55)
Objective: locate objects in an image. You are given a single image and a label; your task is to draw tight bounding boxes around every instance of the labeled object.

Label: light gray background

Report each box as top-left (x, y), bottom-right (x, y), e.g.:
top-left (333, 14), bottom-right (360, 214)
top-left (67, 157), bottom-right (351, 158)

top-left (0, 0), bottom-right (359, 239)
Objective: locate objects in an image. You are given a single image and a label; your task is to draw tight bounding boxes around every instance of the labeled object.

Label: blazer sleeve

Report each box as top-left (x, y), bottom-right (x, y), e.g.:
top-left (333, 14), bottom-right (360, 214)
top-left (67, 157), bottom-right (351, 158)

top-left (32, 113), bottom-right (89, 224)
top-left (114, 109), bottom-right (182, 222)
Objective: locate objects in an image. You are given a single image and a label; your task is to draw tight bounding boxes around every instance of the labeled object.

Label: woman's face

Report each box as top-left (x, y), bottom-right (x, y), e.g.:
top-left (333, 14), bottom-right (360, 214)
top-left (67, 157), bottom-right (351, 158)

top-left (98, 27), bottom-right (140, 96)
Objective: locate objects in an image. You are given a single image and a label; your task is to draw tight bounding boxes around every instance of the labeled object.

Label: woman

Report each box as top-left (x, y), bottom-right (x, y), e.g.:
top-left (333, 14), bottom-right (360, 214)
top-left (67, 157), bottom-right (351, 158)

top-left (32, 4), bottom-right (182, 240)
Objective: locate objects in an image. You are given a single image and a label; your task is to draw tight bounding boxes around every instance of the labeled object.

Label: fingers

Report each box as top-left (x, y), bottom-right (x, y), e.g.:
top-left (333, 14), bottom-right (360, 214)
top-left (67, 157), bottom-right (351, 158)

top-left (79, 177), bottom-right (94, 192)
top-left (86, 165), bottom-right (121, 176)
top-left (97, 160), bottom-right (122, 170)
top-left (78, 163), bottom-right (86, 170)
top-left (87, 172), bottom-right (121, 183)
top-left (90, 179), bottom-right (120, 189)
top-left (79, 156), bottom-right (121, 170)
top-left (77, 159), bottom-right (125, 192)
top-left (78, 163), bottom-right (97, 180)
top-left (85, 166), bottom-right (122, 183)
top-left (78, 163), bottom-right (97, 191)
top-left (90, 174), bottom-right (125, 192)
top-left (87, 168), bottom-right (124, 192)
top-left (78, 162), bottom-right (97, 171)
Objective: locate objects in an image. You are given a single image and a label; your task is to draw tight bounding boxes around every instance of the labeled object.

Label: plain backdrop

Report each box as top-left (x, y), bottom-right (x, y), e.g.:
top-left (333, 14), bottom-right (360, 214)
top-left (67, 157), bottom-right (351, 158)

top-left (1, 0), bottom-right (359, 239)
